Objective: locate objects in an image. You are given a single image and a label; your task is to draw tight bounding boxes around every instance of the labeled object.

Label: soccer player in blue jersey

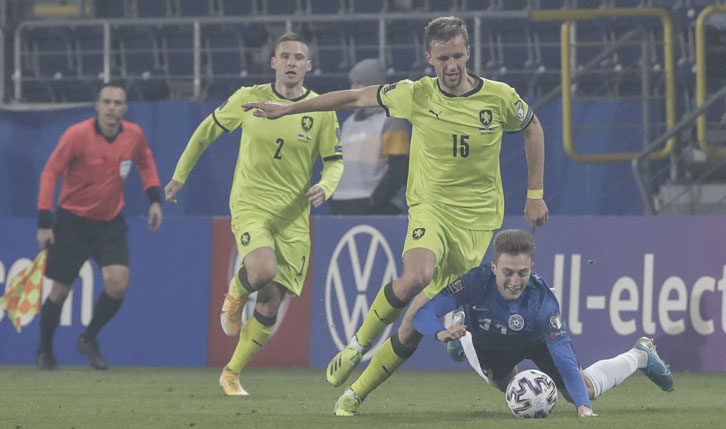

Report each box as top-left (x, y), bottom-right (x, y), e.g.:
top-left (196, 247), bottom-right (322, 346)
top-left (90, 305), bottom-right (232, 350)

top-left (413, 229), bottom-right (674, 417)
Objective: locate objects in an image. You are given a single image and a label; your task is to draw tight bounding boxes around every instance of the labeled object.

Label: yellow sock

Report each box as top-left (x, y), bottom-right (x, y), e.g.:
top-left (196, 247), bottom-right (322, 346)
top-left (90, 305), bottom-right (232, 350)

top-left (226, 312), bottom-right (274, 373)
top-left (356, 282), bottom-right (407, 347)
top-left (351, 334), bottom-right (414, 398)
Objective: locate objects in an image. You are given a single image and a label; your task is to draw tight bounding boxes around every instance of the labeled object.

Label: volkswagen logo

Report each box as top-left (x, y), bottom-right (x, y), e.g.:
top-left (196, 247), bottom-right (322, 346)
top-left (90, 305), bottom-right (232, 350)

top-left (325, 225), bottom-right (398, 361)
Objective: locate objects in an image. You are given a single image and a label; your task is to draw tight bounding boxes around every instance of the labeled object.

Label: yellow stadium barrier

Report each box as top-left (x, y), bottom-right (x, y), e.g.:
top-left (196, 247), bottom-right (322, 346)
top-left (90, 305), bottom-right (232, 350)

top-left (531, 8), bottom-right (675, 163)
top-left (696, 5), bottom-right (726, 158)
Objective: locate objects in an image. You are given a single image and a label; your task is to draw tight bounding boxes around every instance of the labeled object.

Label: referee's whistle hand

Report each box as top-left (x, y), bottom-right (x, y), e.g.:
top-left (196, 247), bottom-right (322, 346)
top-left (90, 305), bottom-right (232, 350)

top-left (165, 180), bottom-right (183, 203)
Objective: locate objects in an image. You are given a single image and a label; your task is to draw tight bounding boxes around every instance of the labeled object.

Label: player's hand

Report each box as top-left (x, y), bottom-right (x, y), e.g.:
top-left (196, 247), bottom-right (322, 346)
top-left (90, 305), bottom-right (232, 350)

top-left (436, 324), bottom-right (468, 342)
top-left (524, 198), bottom-right (548, 233)
top-left (242, 101), bottom-right (290, 119)
top-left (307, 185), bottom-right (326, 208)
top-left (577, 405), bottom-right (598, 417)
top-left (37, 228), bottom-right (54, 249)
top-left (148, 202), bottom-right (163, 231)
top-left (165, 180), bottom-right (184, 203)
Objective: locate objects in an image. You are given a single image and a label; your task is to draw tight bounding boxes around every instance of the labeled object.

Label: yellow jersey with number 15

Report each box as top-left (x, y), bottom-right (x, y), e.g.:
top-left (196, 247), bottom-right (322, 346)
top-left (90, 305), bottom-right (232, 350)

top-left (377, 75), bottom-right (533, 230)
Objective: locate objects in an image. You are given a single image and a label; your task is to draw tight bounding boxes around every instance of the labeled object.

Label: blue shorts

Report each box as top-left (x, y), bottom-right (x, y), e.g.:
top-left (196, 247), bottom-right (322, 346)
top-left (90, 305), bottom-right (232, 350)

top-left (473, 341), bottom-right (572, 392)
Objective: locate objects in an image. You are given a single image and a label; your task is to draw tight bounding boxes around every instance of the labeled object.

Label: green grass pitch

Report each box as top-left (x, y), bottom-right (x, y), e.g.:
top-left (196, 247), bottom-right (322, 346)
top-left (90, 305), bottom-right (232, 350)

top-left (1, 366), bottom-right (725, 428)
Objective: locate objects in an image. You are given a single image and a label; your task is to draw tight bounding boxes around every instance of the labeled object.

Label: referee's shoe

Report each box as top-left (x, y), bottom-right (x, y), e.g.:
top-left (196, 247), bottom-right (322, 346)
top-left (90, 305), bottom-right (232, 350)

top-left (77, 335), bottom-right (109, 370)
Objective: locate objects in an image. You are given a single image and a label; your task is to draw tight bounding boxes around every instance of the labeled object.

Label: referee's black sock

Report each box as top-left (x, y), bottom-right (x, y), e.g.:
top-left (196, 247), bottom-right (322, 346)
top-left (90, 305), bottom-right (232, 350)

top-left (81, 292), bottom-right (123, 341)
top-left (38, 298), bottom-right (63, 354)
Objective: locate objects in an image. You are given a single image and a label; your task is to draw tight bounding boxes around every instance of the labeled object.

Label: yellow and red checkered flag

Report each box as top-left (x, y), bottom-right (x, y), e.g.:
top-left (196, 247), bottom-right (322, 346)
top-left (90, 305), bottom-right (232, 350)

top-left (0, 250), bottom-right (47, 333)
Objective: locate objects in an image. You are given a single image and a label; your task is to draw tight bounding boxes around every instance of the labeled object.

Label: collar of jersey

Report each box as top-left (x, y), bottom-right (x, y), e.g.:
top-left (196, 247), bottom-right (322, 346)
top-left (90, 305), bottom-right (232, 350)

top-left (436, 73), bottom-right (483, 98)
top-left (270, 83), bottom-right (312, 102)
top-left (93, 118), bottom-right (123, 143)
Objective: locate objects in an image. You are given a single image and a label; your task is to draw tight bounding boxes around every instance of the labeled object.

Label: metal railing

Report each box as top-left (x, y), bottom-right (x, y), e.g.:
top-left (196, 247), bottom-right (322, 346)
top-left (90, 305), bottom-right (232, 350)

top-left (11, 10), bottom-right (531, 101)
top-left (696, 5), bottom-right (726, 158)
top-left (531, 8), bottom-right (676, 163)
top-left (632, 83), bottom-right (726, 214)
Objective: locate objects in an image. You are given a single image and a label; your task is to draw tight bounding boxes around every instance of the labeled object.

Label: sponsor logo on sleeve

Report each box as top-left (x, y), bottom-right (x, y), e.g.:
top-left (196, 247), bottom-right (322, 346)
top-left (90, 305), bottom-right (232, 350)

top-left (446, 277), bottom-right (466, 294)
top-left (548, 313), bottom-right (568, 339)
top-left (383, 82), bottom-right (398, 94)
top-left (412, 227), bottom-right (425, 240)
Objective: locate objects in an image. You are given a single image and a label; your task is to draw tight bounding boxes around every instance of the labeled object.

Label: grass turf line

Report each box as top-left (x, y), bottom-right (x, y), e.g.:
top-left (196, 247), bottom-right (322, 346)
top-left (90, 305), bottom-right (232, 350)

top-left (1, 367), bottom-right (725, 428)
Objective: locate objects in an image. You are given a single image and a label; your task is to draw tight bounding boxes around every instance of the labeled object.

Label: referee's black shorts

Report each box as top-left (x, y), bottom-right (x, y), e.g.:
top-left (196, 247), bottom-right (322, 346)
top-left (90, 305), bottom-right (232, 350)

top-left (45, 209), bottom-right (129, 285)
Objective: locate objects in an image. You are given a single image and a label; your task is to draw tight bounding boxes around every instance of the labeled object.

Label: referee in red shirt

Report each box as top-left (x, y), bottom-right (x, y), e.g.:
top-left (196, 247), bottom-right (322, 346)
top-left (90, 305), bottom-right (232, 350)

top-left (35, 82), bottom-right (163, 370)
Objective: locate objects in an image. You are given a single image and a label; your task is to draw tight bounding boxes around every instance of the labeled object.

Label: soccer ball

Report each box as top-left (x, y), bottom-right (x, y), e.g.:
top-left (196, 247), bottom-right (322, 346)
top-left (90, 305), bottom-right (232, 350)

top-left (505, 369), bottom-right (558, 418)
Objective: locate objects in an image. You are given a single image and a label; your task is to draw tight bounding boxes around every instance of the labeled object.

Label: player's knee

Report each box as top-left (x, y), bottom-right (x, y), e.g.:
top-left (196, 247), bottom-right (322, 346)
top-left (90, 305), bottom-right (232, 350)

top-left (399, 269), bottom-right (433, 296)
top-left (48, 283), bottom-right (71, 303)
top-left (246, 264), bottom-right (277, 288)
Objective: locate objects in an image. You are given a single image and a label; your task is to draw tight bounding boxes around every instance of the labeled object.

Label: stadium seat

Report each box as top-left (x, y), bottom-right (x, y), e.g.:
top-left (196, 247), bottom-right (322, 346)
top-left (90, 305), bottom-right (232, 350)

top-left (93, 0), bottom-right (125, 18)
top-left (346, 22), bottom-right (381, 65)
top-left (30, 28), bottom-right (75, 78)
top-left (180, 0), bottom-right (212, 16)
top-left (309, 0), bottom-right (342, 14)
top-left (73, 26), bottom-right (105, 79)
top-left (203, 25), bottom-right (247, 76)
top-left (136, 1), bottom-right (169, 17)
top-left (114, 27), bottom-right (165, 78)
top-left (221, 0), bottom-right (254, 15)
top-left (387, 21), bottom-right (425, 73)
top-left (267, 0), bottom-right (298, 14)
top-left (426, 0), bottom-right (454, 11)
top-left (162, 26), bottom-right (195, 79)
top-left (312, 25), bottom-right (348, 72)
top-left (353, 0), bottom-right (384, 13)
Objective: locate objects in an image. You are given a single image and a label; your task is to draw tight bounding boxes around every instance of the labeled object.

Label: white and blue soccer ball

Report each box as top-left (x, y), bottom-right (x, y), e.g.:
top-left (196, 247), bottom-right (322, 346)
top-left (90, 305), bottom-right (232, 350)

top-left (505, 369), bottom-right (558, 419)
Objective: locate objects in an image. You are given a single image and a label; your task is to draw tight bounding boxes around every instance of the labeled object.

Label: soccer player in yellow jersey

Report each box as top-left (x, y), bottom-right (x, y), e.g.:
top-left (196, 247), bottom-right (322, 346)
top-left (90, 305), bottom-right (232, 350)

top-left (165, 32), bottom-right (343, 396)
top-left (244, 17), bottom-right (548, 415)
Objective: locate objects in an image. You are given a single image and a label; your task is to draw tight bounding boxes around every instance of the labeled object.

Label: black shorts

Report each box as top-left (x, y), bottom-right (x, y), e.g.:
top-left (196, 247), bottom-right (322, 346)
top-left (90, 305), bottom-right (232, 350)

top-left (474, 342), bottom-right (572, 392)
top-left (45, 209), bottom-right (129, 284)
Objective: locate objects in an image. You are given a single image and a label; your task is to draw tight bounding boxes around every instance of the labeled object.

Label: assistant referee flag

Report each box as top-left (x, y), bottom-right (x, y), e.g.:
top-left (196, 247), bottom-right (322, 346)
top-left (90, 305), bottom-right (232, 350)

top-left (0, 250), bottom-right (47, 333)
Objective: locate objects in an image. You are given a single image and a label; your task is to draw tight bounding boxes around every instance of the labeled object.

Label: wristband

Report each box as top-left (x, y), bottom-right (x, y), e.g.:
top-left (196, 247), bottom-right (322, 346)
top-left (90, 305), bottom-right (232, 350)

top-left (527, 189), bottom-right (544, 199)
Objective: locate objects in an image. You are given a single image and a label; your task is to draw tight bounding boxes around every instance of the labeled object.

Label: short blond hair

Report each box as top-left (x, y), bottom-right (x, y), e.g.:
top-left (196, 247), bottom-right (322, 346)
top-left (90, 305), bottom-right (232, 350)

top-left (424, 16), bottom-right (469, 51)
top-left (493, 229), bottom-right (536, 262)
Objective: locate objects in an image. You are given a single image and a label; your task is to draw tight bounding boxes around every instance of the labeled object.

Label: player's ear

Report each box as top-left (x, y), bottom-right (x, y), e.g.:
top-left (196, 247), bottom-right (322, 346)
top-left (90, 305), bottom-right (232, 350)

top-left (490, 260), bottom-right (496, 271)
top-left (270, 56), bottom-right (277, 70)
top-left (425, 50), bottom-right (433, 66)
top-left (305, 59), bottom-right (312, 72)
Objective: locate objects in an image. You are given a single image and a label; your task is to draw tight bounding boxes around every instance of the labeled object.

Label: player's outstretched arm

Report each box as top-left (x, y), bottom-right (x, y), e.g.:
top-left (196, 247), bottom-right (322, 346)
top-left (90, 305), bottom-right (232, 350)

top-left (243, 85), bottom-right (380, 119)
top-left (523, 114), bottom-right (548, 232)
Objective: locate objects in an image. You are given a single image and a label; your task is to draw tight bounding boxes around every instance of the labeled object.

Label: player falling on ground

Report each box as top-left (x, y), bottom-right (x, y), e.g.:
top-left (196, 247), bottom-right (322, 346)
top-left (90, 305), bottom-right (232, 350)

top-left (244, 16), bottom-right (548, 416)
top-left (165, 32), bottom-right (343, 395)
top-left (413, 229), bottom-right (674, 417)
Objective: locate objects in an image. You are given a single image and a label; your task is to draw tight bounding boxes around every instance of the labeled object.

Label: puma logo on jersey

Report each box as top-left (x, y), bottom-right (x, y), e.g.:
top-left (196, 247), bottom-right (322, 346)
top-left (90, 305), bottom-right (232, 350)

top-left (429, 109), bottom-right (442, 120)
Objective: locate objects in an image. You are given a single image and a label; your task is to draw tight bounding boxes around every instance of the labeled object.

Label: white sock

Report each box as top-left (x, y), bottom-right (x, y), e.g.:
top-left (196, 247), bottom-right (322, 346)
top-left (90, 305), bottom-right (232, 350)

top-left (583, 349), bottom-right (643, 399)
top-left (350, 335), bottom-right (368, 354)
